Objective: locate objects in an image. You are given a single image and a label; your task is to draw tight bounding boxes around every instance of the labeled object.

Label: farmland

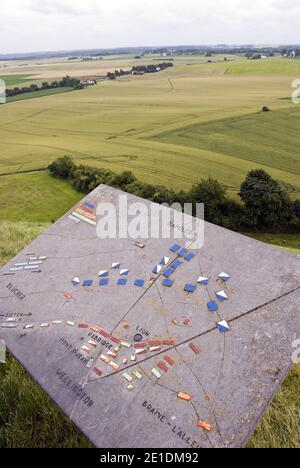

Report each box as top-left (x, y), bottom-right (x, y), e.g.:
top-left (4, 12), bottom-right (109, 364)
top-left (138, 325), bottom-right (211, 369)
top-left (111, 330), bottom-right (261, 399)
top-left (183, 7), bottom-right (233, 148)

top-left (0, 55), bottom-right (299, 199)
top-left (6, 87), bottom-right (74, 103)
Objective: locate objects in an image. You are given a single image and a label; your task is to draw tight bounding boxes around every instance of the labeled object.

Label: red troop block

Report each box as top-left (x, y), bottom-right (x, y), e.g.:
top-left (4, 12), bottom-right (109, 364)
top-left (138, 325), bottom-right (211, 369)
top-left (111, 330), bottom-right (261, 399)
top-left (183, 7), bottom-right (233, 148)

top-left (110, 336), bottom-right (120, 344)
top-left (93, 367), bottom-right (103, 377)
top-left (162, 339), bottom-right (175, 346)
top-left (164, 355), bottom-right (175, 366)
top-left (149, 340), bottom-right (161, 346)
top-left (157, 361), bottom-right (169, 373)
top-left (135, 348), bottom-right (147, 355)
top-left (190, 342), bottom-right (201, 354)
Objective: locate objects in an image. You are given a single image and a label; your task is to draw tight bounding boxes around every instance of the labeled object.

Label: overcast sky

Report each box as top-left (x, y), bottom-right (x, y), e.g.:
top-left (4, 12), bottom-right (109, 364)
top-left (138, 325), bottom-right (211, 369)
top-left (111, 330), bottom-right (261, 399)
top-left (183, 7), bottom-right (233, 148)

top-left (0, 0), bottom-right (299, 54)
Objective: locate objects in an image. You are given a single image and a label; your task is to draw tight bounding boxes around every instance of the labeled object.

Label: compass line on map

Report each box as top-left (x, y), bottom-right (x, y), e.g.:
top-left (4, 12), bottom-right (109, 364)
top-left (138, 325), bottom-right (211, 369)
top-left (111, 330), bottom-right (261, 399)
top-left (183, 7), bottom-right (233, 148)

top-left (153, 278), bottom-right (220, 447)
top-left (196, 254), bottom-right (227, 402)
top-left (139, 363), bottom-right (216, 449)
top-left (45, 248), bottom-right (136, 261)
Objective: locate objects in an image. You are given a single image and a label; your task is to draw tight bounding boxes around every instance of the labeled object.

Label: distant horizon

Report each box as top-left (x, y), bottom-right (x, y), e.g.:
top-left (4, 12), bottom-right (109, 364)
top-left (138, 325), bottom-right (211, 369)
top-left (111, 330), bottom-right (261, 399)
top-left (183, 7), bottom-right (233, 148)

top-left (1, 43), bottom-right (300, 59)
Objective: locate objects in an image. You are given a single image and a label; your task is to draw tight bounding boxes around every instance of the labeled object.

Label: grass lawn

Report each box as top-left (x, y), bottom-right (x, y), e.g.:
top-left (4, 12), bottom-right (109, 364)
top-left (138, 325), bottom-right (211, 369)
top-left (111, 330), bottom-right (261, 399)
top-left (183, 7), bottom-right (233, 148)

top-left (6, 87), bottom-right (74, 103)
top-left (247, 365), bottom-right (300, 448)
top-left (246, 233), bottom-right (300, 255)
top-left (0, 172), bottom-right (82, 223)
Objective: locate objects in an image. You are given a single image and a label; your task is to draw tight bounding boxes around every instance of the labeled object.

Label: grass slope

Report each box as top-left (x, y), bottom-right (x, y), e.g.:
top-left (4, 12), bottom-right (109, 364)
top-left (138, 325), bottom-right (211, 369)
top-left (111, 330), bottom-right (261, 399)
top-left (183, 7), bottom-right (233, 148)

top-left (0, 354), bottom-right (92, 448)
top-left (247, 365), bottom-right (300, 448)
top-left (0, 172), bottom-right (82, 223)
top-left (246, 233), bottom-right (300, 255)
top-left (154, 106), bottom-right (300, 196)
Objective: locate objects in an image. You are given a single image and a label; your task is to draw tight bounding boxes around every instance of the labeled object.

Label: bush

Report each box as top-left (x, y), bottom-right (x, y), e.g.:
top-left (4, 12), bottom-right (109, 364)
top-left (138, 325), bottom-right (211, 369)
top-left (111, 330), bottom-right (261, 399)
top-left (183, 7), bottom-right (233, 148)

top-left (6, 75), bottom-right (84, 98)
top-left (112, 171), bottom-right (137, 189)
top-left (48, 157), bottom-right (299, 234)
top-left (220, 199), bottom-right (245, 231)
top-left (190, 177), bottom-right (227, 224)
top-left (48, 156), bottom-right (75, 179)
top-left (239, 169), bottom-right (293, 231)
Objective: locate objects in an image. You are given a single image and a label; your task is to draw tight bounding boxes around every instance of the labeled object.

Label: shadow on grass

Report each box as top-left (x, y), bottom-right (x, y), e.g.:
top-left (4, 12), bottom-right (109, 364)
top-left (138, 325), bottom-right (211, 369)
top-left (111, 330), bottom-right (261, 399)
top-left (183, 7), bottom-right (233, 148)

top-left (0, 354), bottom-right (92, 448)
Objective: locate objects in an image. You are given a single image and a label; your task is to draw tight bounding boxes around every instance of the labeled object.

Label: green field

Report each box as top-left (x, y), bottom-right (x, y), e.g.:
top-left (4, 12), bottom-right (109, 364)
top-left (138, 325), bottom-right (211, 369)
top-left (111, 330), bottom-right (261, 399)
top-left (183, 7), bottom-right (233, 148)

top-left (0, 56), bottom-right (299, 198)
top-left (225, 58), bottom-right (300, 75)
top-left (0, 172), bottom-right (82, 222)
top-left (154, 107), bottom-right (300, 195)
top-left (6, 87), bottom-right (74, 103)
top-left (0, 74), bottom-right (37, 87)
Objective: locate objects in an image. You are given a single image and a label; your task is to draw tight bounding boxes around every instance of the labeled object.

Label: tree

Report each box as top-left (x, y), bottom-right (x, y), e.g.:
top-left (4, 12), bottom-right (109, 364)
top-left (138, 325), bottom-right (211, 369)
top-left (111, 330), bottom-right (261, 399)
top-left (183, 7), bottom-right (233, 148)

top-left (107, 72), bottom-right (116, 80)
top-left (294, 200), bottom-right (300, 218)
top-left (239, 169), bottom-right (292, 230)
top-left (48, 156), bottom-right (75, 179)
top-left (220, 199), bottom-right (245, 231)
top-left (113, 171), bottom-right (137, 189)
top-left (291, 200), bottom-right (300, 231)
top-left (190, 178), bottom-right (227, 224)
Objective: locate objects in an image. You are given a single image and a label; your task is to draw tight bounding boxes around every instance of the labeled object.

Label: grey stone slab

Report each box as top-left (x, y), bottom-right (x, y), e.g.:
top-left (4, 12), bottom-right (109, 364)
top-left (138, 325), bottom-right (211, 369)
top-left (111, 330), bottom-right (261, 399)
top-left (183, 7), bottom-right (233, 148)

top-left (0, 184), bottom-right (299, 448)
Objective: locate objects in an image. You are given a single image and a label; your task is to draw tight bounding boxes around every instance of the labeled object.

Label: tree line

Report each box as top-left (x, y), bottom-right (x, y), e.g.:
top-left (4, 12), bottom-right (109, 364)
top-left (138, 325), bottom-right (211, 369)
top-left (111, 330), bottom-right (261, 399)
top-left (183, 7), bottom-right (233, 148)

top-left (5, 76), bottom-right (84, 98)
top-left (107, 62), bottom-right (174, 80)
top-left (49, 156), bottom-right (300, 233)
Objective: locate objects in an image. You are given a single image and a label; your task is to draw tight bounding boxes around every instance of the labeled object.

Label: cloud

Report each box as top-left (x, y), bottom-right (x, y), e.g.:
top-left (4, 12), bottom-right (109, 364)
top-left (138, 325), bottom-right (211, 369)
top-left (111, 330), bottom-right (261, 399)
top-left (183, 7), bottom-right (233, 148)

top-left (28, 0), bottom-right (102, 16)
top-left (0, 0), bottom-right (299, 54)
top-left (271, 0), bottom-right (300, 10)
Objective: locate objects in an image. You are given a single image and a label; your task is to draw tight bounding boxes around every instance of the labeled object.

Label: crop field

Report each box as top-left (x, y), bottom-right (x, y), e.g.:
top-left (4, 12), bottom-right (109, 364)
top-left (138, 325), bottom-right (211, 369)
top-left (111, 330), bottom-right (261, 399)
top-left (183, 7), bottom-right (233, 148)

top-left (0, 55), bottom-right (299, 198)
top-left (0, 74), bottom-right (38, 87)
top-left (155, 107), bottom-right (300, 195)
